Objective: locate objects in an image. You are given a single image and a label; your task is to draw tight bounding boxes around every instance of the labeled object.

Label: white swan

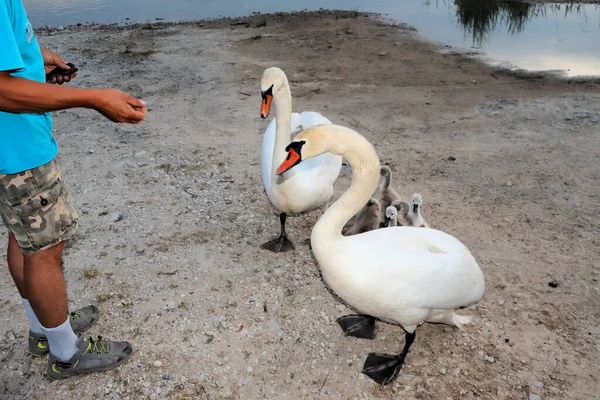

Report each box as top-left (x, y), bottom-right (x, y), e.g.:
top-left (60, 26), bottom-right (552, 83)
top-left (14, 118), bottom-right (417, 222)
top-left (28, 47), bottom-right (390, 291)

top-left (259, 67), bottom-right (342, 252)
top-left (276, 124), bottom-right (485, 385)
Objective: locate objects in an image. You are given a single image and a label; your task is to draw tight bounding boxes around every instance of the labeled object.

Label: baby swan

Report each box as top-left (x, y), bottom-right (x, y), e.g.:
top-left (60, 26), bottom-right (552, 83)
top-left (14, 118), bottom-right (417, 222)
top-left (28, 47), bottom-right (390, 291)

top-left (344, 197), bottom-right (381, 236)
top-left (384, 200), bottom-right (410, 228)
top-left (378, 165), bottom-right (402, 211)
top-left (407, 193), bottom-right (429, 228)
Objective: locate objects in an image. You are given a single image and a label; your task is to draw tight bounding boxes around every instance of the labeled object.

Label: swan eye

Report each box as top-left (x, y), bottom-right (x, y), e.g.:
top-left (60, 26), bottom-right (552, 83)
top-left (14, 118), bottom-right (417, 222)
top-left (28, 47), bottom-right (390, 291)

top-left (261, 85), bottom-right (274, 101)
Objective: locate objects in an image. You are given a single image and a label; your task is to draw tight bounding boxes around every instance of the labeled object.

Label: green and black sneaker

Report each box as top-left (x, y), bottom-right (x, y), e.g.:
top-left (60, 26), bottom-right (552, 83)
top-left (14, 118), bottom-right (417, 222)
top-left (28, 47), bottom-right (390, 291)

top-left (48, 335), bottom-right (133, 380)
top-left (29, 305), bottom-right (99, 357)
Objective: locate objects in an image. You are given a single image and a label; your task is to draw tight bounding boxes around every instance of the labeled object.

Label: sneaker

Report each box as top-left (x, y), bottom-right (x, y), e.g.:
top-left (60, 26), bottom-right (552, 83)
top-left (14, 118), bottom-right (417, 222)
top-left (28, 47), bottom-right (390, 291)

top-left (29, 305), bottom-right (99, 357)
top-left (47, 335), bottom-right (133, 380)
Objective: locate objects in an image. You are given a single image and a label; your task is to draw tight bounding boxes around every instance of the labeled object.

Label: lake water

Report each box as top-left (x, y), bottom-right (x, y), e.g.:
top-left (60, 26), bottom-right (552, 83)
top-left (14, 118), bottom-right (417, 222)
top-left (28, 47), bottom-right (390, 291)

top-left (23, 0), bottom-right (600, 77)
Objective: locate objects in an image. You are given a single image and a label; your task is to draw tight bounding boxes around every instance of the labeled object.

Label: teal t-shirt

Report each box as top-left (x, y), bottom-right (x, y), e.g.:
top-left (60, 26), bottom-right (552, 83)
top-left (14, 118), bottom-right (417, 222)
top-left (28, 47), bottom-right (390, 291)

top-left (0, 0), bottom-right (57, 174)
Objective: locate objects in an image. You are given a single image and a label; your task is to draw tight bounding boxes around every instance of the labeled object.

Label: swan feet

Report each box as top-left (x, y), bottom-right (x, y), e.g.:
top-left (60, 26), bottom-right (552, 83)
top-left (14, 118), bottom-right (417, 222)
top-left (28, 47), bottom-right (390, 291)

top-left (260, 235), bottom-right (295, 253)
top-left (362, 353), bottom-right (406, 385)
top-left (336, 315), bottom-right (376, 339)
top-left (361, 331), bottom-right (416, 385)
top-left (261, 213), bottom-right (295, 252)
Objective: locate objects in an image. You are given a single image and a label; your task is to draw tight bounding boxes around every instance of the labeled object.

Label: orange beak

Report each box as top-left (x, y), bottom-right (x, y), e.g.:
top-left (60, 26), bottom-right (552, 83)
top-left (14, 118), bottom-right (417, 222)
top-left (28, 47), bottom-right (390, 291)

top-left (276, 148), bottom-right (301, 175)
top-left (260, 94), bottom-right (273, 119)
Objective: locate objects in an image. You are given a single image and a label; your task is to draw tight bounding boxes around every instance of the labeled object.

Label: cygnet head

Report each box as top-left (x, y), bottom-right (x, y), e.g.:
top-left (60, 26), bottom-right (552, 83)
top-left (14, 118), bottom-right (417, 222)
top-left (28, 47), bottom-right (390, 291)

top-left (384, 206), bottom-right (398, 227)
top-left (260, 67), bottom-right (289, 119)
top-left (412, 193), bottom-right (422, 214)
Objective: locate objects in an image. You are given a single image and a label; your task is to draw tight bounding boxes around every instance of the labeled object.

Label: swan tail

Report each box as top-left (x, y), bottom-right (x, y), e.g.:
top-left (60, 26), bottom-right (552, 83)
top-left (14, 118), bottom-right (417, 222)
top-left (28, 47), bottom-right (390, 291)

top-left (426, 309), bottom-right (472, 330)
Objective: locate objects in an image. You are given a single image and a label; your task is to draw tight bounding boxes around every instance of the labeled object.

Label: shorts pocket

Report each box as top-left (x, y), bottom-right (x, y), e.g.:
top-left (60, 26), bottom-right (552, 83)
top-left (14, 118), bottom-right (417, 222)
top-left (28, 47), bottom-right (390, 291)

top-left (15, 177), bottom-right (77, 251)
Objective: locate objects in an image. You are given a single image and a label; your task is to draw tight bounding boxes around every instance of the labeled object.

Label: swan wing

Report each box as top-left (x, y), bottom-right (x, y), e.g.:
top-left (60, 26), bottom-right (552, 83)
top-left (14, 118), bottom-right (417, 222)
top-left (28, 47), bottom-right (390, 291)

top-left (328, 227), bottom-right (485, 311)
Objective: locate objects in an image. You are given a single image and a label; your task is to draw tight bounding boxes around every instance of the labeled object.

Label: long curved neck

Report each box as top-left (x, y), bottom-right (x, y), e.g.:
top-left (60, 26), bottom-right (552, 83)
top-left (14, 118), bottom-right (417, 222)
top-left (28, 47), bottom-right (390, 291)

top-left (312, 127), bottom-right (381, 242)
top-left (271, 80), bottom-right (293, 181)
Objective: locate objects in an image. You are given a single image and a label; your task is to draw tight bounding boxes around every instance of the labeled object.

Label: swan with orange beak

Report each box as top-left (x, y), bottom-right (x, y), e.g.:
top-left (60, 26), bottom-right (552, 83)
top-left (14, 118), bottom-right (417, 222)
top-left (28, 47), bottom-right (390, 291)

top-left (275, 124), bottom-right (485, 385)
top-left (258, 67), bottom-right (342, 252)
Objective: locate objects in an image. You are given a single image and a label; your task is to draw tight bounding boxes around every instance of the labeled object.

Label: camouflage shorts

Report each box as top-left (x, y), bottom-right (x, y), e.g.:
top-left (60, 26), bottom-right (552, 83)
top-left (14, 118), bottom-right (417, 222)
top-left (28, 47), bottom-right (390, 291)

top-left (0, 159), bottom-right (78, 254)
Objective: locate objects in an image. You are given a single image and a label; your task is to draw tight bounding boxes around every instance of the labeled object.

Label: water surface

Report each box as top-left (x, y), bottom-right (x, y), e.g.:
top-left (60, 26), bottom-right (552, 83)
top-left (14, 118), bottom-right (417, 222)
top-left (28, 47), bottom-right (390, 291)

top-left (23, 0), bottom-right (600, 77)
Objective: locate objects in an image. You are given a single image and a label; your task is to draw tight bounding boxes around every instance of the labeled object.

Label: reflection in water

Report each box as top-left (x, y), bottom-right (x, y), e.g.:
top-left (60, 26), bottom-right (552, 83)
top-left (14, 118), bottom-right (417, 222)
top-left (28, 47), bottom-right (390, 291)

top-left (454, 0), bottom-right (583, 46)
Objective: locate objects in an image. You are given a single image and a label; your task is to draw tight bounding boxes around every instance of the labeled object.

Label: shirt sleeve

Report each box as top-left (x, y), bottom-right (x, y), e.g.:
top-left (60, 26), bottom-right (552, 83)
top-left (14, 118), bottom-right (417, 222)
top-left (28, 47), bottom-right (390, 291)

top-left (0, 1), bottom-right (25, 72)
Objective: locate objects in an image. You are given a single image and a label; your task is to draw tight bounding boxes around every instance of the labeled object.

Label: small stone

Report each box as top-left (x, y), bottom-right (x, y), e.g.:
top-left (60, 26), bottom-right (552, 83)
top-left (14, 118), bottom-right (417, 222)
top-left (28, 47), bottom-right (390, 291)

top-left (153, 361), bottom-right (162, 367)
top-left (529, 395), bottom-right (541, 400)
top-left (506, 181), bottom-right (513, 187)
top-left (378, 52), bottom-right (387, 56)
top-left (110, 212), bottom-right (123, 222)
top-left (595, 344), bottom-right (600, 352)
top-left (448, 156), bottom-right (456, 161)
top-left (319, 311), bottom-right (329, 324)
top-left (273, 268), bottom-right (284, 277)
top-left (548, 281), bottom-right (559, 288)
top-left (498, 299), bottom-right (505, 306)
top-left (532, 381), bottom-right (543, 388)
top-left (87, 149), bottom-right (94, 154)
top-left (161, 373), bottom-right (170, 380)
top-left (57, 25), bottom-right (64, 31)
top-left (247, 366), bottom-right (253, 373)
top-left (411, 358), bottom-right (429, 367)
top-left (439, 367), bottom-right (447, 375)
top-left (166, 302), bottom-right (177, 311)
top-left (484, 355), bottom-right (495, 363)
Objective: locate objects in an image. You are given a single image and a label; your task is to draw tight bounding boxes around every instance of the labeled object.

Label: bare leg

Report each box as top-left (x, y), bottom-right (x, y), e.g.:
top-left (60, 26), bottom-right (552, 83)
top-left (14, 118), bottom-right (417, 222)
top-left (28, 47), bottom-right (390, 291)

top-left (23, 242), bottom-right (68, 328)
top-left (7, 233), bottom-right (26, 296)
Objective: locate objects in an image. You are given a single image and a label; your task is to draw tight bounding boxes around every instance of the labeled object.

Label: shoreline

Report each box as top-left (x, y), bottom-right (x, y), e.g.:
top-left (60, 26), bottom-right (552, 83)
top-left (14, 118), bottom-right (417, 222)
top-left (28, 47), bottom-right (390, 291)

top-left (37, 10), bottom-right (600, 83)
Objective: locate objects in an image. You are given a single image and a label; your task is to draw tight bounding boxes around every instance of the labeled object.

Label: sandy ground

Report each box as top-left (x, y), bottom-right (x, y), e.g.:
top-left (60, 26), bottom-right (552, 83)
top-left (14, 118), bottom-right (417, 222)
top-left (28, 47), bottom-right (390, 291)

top-left (0, 10), bottom-right (599, 400)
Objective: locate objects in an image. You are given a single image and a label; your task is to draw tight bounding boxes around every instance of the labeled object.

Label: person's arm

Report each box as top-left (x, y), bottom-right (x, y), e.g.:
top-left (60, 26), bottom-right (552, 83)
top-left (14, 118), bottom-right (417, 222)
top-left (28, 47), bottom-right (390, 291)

top-left (0, 72), bottom-right (147, 123)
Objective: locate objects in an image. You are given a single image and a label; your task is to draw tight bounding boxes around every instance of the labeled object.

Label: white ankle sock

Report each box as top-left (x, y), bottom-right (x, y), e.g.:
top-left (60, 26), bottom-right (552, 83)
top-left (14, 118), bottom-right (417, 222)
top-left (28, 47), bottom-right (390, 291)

top-left (21, 298), bottom-right (43, 334)
top-left (41, 318), bottom-right (79, 361)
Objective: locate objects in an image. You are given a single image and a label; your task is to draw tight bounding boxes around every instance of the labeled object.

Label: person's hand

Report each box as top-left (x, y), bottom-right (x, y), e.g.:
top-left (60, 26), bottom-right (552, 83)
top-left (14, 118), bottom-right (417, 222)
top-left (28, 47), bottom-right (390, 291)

top-left (41, 48), bottom-right (76, 84)
top-left (92, 89), bottom-right (147, 124)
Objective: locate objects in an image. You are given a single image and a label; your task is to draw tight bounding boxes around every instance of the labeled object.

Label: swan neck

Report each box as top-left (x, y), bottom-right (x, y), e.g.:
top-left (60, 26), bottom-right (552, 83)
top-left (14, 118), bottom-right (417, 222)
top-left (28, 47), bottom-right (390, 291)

top-left (314, 131), bottom-right (380, 239)
top-left (271, 82), bottom-right (293, 180)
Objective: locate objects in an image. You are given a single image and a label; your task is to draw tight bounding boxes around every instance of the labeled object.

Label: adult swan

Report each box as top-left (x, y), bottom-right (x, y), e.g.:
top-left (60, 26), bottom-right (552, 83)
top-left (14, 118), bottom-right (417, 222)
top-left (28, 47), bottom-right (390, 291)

top-left (259, 67), bottom-right (342, 252)
top-left (276, 124), bottom-right (485, 385)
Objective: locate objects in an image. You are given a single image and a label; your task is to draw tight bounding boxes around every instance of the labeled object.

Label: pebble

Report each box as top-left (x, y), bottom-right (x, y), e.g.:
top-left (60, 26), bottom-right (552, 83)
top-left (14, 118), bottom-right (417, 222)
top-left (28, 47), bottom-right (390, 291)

top-left (529, 395), bottom-right (541, 400)
top-left (273, 268), bottom-right (284, 277)
top-left (498, 299), bottom-right (505, 306)
top-left (378, 52), bottom-right (387, 56)
top-left (506, 181), bottom-right (513, 187)
top-left (161, 373), bottom-right (170, 380)
top-left (595, 344), bottom-right (600, 353)
top-left (411, 358), bottom-right (429, 367)
top-left (57, 25), bottom-right (64, 31)
top-left (320, 311), bottom-right (330, 324)
top-left (166, 302), bottom-right (177, 311)
top-left (153, 361), bottom-right (162, 367)
top-left (439, 367), bottom-right (447, 375)
top-left (532, 381), bottom-right (544, 388)
top-left (110, 212), bottom-right (123, 222)
top-left (335, 304), bottom-right (346, 313)
top-left (247, 367), bottom-right (253, 373)
top-left (484, 355), bottom-right (496, 363)
top-left (268, 319), bottom-right (284, 337)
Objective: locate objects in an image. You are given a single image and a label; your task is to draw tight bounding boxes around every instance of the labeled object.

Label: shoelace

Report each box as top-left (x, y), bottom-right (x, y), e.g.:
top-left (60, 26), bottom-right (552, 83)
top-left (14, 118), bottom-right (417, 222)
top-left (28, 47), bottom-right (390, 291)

top-left (86, 336), bottom-right (110, 354)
